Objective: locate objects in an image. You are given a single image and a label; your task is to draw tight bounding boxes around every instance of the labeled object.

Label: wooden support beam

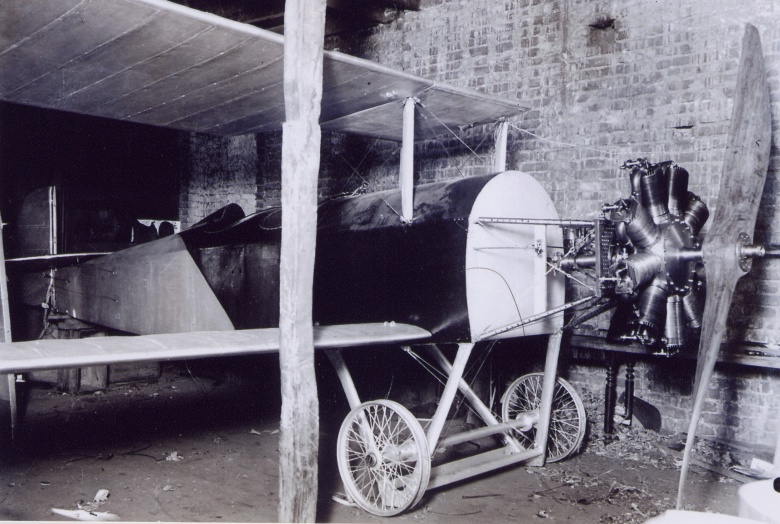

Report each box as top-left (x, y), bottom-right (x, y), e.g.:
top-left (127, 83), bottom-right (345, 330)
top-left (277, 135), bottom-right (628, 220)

top-left (278, 0), bottom-right (327, 521)
top-left (0, 214), bottom-right (16, 442)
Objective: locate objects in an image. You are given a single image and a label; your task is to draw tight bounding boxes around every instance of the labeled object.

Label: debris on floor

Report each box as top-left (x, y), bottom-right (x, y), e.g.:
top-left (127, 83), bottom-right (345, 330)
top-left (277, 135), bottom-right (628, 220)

top-left (164, 451), bottom-right (184, 461)
top-left (0, 364), bottom-right (746, 522)
top-left (51, 488), bottom-right (119, 521)
top-left (50, 508), bottom-right (120, 522)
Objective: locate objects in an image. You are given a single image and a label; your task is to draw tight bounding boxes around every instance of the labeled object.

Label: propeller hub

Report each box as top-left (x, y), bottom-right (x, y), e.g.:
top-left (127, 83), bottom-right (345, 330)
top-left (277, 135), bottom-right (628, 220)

top-left (736, 232), bottom-right (764, 272)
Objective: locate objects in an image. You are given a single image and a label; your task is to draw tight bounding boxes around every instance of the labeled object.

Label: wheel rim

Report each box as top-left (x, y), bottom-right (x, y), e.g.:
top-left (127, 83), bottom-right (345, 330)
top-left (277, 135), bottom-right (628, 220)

top-left (336, 399), bottom-right (430, 516)
top-left (501, 373), bottom-right (586, 462)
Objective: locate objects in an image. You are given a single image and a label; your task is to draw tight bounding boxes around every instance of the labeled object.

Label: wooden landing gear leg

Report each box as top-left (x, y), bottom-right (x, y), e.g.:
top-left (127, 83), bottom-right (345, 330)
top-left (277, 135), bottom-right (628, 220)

top-left (530, 332), bottom-right (561, 466)
top-left (324, 349), bottom-right (361, 410)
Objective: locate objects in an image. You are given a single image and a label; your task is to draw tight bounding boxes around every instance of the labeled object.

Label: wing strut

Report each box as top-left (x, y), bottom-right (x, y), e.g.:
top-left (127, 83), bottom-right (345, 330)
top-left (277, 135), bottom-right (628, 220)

top-left (494, 119), bottom-right (508, 172)
top-left (400, 97), bottom-right (417, 222)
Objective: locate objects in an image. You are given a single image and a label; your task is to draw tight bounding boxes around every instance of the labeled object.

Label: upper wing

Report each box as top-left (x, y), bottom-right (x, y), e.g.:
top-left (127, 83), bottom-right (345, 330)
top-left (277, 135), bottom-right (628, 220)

top-left (0, 322), bottom-right (431, 374)
top-left (0, 0), bottom-right (525, 141)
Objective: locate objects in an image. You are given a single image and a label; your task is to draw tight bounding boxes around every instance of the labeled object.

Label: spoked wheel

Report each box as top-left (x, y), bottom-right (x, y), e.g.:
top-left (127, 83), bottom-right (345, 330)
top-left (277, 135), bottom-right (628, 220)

top-left (336, 399), bottom-right (430, 516)
top-left (501, 372), bottom-right (586, 462)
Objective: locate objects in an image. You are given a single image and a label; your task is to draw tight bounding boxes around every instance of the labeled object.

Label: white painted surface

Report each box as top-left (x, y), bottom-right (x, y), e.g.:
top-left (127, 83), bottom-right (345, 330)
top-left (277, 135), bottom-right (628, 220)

top-left (465, 171), bottom-right (565, 340)
top-left (647, 510), bottom-right (762, 524)
top-left (739, 480), bottom-right (780, 523)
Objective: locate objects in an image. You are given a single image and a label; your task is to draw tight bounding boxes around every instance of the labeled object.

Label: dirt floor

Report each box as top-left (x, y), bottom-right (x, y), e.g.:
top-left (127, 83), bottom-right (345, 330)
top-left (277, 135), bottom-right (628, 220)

top-left (0, 359), bottom-right (747, 523)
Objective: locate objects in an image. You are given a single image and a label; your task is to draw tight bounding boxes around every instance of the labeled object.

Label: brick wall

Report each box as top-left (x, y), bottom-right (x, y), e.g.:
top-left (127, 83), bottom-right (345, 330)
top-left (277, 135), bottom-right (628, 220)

top-left (182, 131), bottom-right (373, 225)
top-left (328, 0), bottom-right (780, 447)
top-left (179, 133), bottom-right (258, 228)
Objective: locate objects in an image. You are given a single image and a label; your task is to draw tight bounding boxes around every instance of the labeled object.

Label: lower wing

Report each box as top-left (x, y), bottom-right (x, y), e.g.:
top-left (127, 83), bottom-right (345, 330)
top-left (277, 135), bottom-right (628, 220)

top-left (0, 323), bottom-right (431, 374)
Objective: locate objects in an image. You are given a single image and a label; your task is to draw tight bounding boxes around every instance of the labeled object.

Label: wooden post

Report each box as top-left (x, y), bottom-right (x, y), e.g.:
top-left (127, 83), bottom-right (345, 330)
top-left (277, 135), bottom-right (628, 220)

top-left (278, 0), bottom-right (327, 522)
top-left (0, 215), bottom-right (15, 441)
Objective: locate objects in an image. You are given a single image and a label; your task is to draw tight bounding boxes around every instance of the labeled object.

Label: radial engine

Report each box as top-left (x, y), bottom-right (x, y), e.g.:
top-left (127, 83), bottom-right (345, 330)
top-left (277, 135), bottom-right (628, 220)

top-left (561, 159), bottom-right (711, 354)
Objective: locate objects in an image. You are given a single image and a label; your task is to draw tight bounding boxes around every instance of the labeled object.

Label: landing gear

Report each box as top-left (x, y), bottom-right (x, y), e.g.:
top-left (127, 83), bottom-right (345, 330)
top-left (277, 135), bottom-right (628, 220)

top-left (502, 372), bottom-right (586, 462)
top-left (336, 400), bottom-right (430, 516)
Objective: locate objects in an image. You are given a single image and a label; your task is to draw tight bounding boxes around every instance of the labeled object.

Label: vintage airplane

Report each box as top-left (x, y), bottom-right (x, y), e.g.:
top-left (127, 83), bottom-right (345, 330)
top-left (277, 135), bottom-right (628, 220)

top-left (0, 0), bottom-right (585, 517)
top-left (0, 0), bottom-right (774, 517)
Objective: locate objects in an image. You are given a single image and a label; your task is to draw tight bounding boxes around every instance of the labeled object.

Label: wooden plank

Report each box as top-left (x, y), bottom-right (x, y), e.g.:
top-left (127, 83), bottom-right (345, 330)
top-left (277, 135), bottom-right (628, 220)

top-left (0, 323), bottom-right (430, 374)
top-left (0, 211), bottom-right (15, 436)
top-left (428, 446), bottom-right (541, 490)
top-left (278, 0), bottom-right (327, 519)
top-left (400, 97), bottom-right (415, 222)
top-left (5, 252), bottom-right (109, 272)
top-left (571, 333), bottom-right (780, 370)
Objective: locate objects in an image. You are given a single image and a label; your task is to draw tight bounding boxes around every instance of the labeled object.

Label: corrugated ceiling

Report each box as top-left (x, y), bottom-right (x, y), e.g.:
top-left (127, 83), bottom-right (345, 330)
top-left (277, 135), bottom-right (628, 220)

top-left (0, 0), bottom-right (526, 141)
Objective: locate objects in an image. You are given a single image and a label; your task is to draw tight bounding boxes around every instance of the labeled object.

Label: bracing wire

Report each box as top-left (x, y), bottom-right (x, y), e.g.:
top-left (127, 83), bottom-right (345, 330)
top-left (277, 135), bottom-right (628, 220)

top-left (403, 344), bottom-right (504, 429)
top-left (507, 122), bottom-right (617, 158)
top-left (415, 101), bottom-right (493, 177)
top-left (333, 140), bottom-right (408, 221)
top-left (416, 101), bottom-right (481, 158)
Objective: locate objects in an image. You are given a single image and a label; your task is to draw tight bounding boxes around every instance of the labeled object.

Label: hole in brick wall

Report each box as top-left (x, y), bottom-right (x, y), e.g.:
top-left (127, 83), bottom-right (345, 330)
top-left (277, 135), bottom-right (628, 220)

top-left (588, 16), bottom-right (615, 30)
top-left (673, 125), bottom-right (695, 130)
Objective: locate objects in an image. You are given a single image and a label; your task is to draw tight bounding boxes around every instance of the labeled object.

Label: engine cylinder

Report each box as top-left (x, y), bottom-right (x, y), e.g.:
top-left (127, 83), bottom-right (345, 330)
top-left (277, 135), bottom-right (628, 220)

top-left (611, 199), bottom-right (659, 248)
top-left (664, 295), bottom-right (686, 349)
top-left (667, 165), bottom-right (689, 217)
top-left (641, 164), bottom-right (670, 225)
top-left (630, 166), bottom-right (643, 198)
top-left (683, 193), bottom-right (709, 236)
top-left (619, 251), bottom-right (664, 291)
top-left (681, 286), bottom-right (703, 329)
top-left (637, 278), bottom-right (668, 331)
top-left (632, 278), bottom-right (668, 346)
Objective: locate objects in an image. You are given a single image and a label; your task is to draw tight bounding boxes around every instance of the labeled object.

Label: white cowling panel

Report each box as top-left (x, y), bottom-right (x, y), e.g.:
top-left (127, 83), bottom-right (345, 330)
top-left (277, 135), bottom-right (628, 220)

top-left (466, 171), bottom-right (565, 341)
